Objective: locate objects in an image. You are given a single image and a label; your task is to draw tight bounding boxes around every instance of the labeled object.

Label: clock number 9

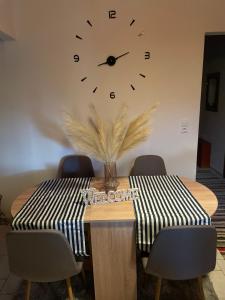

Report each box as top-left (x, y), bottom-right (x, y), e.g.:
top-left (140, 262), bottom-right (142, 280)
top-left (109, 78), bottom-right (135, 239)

top-left (110, 92), bottom-right (115, 99)
top-left (145, 51), bottom-right (150, 60)
top-left (73, 54), bottom-right (80, 62)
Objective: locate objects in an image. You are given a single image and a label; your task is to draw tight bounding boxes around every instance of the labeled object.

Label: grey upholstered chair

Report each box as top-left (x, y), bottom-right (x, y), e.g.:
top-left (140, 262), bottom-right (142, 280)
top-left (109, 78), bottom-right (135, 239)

top-left (130, 155), bottom-right (167, 176)
top-left (6, 230), bottom-right (83, 300)
top-left (142, 226), bottom-right (217, 300)
top-left (57, 155), bottom-right (94, 178)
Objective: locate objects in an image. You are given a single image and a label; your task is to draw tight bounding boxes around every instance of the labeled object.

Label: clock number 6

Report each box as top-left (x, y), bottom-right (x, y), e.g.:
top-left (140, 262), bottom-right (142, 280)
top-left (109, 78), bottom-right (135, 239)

top-left (110, 92), bottom-right (115, 99)
top-left (74, 54), bottom-right (80, 62)
top-left (145, 51), bottom-right (150, 60)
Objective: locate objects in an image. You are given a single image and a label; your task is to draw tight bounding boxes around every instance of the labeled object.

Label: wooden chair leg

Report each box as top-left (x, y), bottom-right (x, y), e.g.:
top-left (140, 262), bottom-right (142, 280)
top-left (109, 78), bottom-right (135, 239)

top-left (66, 277), bottom-right (74, 300)
top-left (197, 276), bottom-right (205, 300)
top-left (155, 277), bottom-right (162, 300)
top-left (25, 280), bottom-right (31, 300)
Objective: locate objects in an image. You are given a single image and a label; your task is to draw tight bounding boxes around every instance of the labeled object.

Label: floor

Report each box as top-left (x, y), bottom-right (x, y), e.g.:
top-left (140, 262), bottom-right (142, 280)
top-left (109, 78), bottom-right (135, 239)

top-left (0, 225), bottom-right (23, 300)
top-left (196, 167), bottom-right (225, 298)
top-left (0, 225), bottom-right (225, 300)
top-left (212, 250), bottom-right (225, 299)
top-left (196, 168), bottom-right (225, 251)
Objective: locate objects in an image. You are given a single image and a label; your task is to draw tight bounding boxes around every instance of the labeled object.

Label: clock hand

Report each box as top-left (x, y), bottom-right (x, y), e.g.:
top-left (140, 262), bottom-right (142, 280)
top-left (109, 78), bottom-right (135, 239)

top-left (97, 52), bottom-right (129, 67)
top-left (97, 56), bottom-right (116, 67)
top-left (97, 61), bottom-right (108, 67)
top-left (115, 51), bottom-right (130, 60)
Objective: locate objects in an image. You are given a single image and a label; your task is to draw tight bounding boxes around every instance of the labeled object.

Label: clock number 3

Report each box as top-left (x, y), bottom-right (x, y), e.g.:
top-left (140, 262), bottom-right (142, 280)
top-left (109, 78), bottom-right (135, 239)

top-left (74, 54), bottom-right (79, 62)
top-left (110, 92), bottom-right (115, 99)
top-left (145, 51), bottom-right (150, 60)
top-left (109, 10), bottom-right (116, 19)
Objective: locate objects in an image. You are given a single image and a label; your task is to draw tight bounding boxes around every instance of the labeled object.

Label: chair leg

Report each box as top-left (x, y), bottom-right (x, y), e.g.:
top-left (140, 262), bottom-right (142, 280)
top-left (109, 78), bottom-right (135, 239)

top-left (66, 277), bottom-right (74, 300)
top-left (81, 268), bottom-right (86, 286)
top-left (197, 276), bottom-right (205, 300)
top-left (155, 277), bottom-right (162, 300)
top-left (25, 280), bottom-right (31, 300)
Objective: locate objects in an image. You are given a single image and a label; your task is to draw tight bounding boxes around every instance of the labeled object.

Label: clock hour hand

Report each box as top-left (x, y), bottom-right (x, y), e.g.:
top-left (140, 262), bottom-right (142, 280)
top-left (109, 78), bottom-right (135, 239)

top-left (97, 61), bottom-right (108, 67)
top-left (115, 51), bottom-right (130, 60)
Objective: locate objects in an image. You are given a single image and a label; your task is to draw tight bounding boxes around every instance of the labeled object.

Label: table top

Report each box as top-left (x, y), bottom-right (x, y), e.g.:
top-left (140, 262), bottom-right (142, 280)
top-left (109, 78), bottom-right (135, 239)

top-left (11, 176), bottom-right (218, 222)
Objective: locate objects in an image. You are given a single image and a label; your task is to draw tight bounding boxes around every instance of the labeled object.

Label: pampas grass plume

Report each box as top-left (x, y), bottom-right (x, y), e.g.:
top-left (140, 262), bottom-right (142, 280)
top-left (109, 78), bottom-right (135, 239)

top-left (63, 103), bottom-right (158, 162)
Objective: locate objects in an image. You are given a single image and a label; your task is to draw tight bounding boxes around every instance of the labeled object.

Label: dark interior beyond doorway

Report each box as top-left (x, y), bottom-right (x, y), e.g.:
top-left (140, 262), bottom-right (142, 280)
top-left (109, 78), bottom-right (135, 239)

top-left (198, 35), bottom-right (225, 177)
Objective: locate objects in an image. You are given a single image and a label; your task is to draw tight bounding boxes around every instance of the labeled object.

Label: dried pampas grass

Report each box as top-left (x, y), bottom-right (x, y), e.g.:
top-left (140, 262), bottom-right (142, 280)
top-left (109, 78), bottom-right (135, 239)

top-left (63, 103), bottom-right (158, 162)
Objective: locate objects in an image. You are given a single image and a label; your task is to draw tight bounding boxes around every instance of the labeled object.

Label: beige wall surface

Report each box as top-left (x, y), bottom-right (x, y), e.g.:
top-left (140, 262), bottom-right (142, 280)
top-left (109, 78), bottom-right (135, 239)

top-left (0, 0), bottom-right (15, 39)
top-left (1, 0), bottom-right (225, 216)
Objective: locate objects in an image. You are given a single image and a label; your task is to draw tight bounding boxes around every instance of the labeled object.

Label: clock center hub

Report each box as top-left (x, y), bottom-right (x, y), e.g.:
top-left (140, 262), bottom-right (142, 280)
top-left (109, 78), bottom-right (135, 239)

top-left (107, 56), bottom-right (116, 66)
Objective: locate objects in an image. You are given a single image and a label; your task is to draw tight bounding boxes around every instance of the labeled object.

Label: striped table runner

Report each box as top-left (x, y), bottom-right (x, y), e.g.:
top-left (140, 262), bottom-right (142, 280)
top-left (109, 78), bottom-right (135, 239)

top-left (12, 177), bottom-right (91, 256)
top-left (129, 175), bottom-right (211, 252)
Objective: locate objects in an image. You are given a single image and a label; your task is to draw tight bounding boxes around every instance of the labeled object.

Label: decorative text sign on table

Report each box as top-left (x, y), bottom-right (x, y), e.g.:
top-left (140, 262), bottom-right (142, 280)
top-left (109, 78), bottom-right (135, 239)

top-left (81, 187), bottom-right (139, 205)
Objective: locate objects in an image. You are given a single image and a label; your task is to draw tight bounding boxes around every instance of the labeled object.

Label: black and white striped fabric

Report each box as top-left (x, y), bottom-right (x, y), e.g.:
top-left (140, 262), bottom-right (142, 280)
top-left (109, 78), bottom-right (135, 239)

top-left (12, 177), bottom-right (91, 256)
top-left (129, 175), bottom-right (211, 252)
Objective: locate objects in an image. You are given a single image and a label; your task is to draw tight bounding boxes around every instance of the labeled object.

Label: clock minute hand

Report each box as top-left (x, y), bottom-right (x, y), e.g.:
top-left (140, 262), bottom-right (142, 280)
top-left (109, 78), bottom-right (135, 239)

top-left (115, 51), bottom-right (130, 60)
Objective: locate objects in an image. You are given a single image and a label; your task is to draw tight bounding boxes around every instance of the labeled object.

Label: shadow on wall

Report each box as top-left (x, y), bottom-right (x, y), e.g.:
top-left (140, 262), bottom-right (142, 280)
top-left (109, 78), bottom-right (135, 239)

top-left (0, 167), bottom-right (56, 218)
top-left (30, 108), bottom-right (70, 149)
top-left (30, 109), bottom-right (105, 175)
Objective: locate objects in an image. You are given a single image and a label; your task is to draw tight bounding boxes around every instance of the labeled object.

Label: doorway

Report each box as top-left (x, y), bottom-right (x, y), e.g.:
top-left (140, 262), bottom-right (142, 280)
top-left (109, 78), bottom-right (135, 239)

top-left (197, 34), bottom-right (225, 177)
top-left (197, 34), bottom-right (225, 255)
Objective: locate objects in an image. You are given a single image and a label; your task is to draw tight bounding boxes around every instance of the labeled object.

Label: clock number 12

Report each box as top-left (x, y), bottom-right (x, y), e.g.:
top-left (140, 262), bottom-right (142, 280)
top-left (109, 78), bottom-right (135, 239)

top-left (109, 10), bottom-right (116, 19)
top-left (110, 92), bottom-right (115, 99)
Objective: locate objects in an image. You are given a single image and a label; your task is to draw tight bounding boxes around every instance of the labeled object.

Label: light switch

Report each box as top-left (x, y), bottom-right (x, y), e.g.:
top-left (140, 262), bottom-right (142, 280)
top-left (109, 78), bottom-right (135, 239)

top-left (180, 119), bottom-right (189, 134)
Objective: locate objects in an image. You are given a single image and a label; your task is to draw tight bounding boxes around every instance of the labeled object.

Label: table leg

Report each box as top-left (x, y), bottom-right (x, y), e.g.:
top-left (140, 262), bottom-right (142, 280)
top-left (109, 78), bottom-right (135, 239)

top-left (90, 221), bottom-right (137, 300)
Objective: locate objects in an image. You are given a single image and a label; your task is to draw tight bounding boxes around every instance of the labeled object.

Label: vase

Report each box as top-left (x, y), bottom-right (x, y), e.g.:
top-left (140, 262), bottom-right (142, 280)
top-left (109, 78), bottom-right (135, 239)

top-left (104, 161), bottom-right (119, 193)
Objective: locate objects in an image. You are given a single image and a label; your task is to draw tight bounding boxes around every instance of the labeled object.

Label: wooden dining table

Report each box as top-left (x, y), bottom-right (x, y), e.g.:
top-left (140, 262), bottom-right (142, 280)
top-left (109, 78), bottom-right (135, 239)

top-left (11, 177), bottom-right (218, 300)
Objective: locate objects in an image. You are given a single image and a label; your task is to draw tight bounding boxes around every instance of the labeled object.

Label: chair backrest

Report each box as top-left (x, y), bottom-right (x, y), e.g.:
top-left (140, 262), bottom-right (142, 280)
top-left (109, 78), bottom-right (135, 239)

top-left (130, 155), bottom-right (167, 176)
top-left (145, 225), bottom-right (216, 280)
top-left (6, 230), bottom-right (82, 282)
top-left (57, 155), bottom-right (94, 178)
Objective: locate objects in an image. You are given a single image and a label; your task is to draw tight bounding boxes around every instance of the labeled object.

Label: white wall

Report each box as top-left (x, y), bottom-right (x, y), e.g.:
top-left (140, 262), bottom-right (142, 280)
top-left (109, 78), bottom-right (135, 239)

top-left (199, 55), bottom-right (225, 175)
top-left (1, 0), bottom-right (225, 216)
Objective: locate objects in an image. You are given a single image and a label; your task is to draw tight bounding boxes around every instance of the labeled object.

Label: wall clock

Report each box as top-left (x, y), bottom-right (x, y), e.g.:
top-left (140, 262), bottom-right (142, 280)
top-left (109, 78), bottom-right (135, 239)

top-left (73, 9), bottom-right (151, 100)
